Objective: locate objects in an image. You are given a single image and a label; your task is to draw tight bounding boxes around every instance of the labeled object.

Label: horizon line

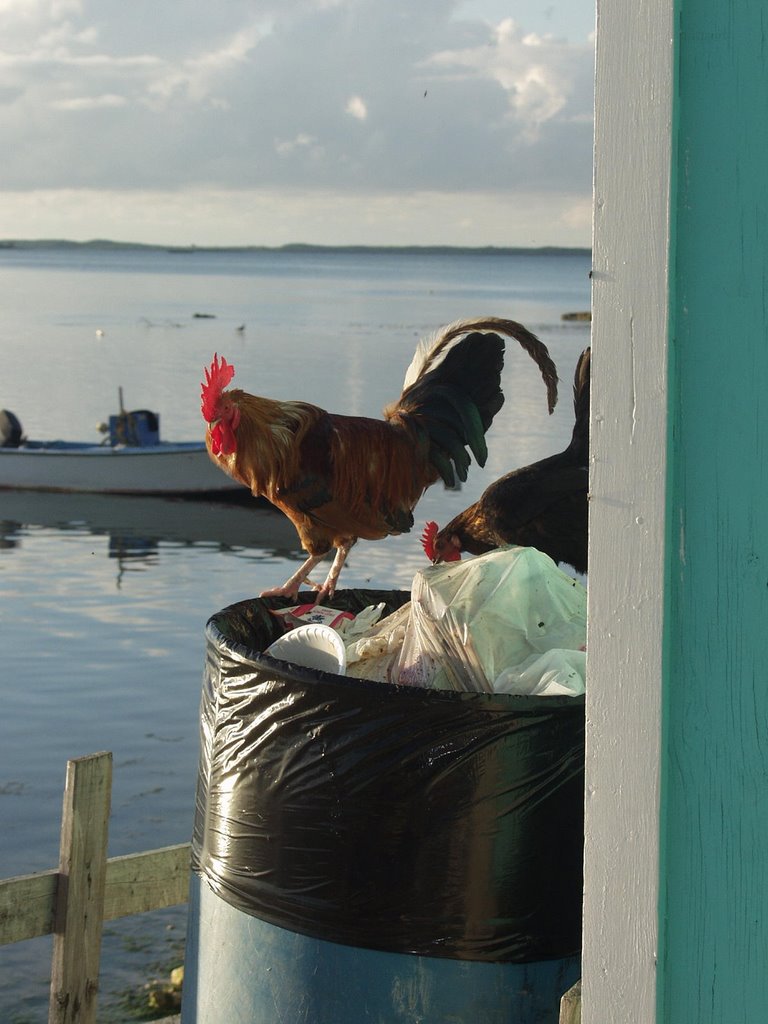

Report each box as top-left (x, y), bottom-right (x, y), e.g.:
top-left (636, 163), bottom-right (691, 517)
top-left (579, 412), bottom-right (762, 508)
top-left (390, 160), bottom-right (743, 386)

top-left (0, 238), bottom-right (592, 255)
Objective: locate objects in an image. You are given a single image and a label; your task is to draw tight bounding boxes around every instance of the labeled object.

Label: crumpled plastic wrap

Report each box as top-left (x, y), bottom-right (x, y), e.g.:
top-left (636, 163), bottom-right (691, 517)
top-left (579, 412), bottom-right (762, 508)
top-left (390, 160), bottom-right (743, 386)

top-left (494, 647), bottom-right (586, 697)
top-left (191, 587), bottom-right (585, 964)
top-left (344, 602), bottom-right (412, 681)
top-left (337, 546), bottom-right (586, 693)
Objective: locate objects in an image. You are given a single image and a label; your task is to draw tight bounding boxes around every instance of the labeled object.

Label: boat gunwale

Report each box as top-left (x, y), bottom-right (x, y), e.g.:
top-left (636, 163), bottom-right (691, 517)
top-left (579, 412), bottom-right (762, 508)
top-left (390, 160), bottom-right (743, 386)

top-left (0, 440), bottom-right (209, 456)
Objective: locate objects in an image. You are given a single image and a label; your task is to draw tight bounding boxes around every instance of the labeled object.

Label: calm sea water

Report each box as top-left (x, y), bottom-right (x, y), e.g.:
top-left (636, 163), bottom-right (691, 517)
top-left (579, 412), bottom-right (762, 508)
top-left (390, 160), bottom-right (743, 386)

top-left (0, 245), bottom-right (590, 1021)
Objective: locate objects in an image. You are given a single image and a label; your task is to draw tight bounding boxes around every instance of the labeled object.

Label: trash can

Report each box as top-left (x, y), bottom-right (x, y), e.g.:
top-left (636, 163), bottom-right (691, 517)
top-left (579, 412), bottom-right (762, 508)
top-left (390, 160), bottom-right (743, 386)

top-left (182, 589), bottom-right (584, 1024)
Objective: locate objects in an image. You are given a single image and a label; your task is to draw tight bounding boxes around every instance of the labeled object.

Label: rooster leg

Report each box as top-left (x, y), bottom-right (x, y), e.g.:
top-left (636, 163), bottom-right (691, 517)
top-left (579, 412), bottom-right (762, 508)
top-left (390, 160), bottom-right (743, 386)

top-left (259, 552), bottom-right (327, 602)
top-left (314, 542), bottom-right (353, 605)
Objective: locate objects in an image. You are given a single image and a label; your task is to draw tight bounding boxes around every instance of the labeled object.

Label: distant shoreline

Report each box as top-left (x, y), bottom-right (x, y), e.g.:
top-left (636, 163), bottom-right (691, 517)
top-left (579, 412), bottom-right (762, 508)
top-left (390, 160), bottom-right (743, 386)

top-left (0, 238), bottom-right (590, 257)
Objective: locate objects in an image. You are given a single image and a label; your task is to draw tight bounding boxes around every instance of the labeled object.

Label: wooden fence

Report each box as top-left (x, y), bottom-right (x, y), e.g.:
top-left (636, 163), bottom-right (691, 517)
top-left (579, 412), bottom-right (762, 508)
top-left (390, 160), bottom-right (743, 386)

top-left (0, 752), bottom-right (190, 1024)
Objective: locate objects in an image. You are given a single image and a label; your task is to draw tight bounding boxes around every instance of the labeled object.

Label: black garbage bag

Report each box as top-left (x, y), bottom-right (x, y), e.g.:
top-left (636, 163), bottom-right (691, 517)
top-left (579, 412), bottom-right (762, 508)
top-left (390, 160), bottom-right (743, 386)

top-left (191, 589), bottom-right (585, 964)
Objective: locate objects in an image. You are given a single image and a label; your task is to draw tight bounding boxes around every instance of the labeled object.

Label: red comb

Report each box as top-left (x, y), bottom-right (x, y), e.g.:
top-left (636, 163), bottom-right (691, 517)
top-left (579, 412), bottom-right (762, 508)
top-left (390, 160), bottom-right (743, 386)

top-left (421, 521), bottom-right (439, 561)
top-left (201, 353), bottom-right (235, 421)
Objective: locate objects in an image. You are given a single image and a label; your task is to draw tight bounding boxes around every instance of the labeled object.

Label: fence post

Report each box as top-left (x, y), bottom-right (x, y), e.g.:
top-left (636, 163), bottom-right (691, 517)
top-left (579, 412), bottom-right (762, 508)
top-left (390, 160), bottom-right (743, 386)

top-left (559, 980), bottom-right (581, 1023)
top-left (48, 752), bottom-right (112, 1024)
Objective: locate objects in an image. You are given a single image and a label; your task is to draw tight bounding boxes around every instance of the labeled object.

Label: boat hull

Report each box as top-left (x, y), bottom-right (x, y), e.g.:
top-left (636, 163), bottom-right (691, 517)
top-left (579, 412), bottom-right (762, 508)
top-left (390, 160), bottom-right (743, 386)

top-left (0, 442), bottom-right (242, 496)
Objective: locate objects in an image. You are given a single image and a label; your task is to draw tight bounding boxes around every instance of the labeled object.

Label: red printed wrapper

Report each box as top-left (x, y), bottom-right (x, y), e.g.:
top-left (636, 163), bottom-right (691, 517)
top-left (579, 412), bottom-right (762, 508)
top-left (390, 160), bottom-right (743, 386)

top-left (270, 603), bottom-right (356, 632)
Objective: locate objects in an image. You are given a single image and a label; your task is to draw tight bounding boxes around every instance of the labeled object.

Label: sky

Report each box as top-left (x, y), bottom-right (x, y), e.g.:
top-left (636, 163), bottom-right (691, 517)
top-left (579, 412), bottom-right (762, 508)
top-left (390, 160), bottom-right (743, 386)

top-left (0, 0), bottom-right (595, 248)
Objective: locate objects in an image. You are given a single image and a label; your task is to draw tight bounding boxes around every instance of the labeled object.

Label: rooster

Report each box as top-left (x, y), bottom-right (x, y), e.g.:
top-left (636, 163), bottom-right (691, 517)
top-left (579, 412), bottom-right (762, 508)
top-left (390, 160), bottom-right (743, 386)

top-left (201, 317), bottom-right (559, 602)
top-left (422, 346), bottom-right (590, 574)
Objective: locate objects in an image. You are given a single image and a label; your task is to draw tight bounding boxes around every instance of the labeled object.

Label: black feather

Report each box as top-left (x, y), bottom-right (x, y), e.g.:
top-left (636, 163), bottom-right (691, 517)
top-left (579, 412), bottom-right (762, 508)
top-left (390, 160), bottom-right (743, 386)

top-left (418, 385), bottom-right (488, 465)
top-left (428, 447), bottom-right (457, 488)
top-left (396, 331), bottom-right (506, 487)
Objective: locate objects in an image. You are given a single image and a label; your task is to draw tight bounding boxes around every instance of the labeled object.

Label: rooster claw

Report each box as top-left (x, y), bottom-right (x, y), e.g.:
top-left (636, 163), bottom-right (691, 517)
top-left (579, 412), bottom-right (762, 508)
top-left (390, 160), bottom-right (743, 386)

top-left (301, 581), bottom-right (334, 607)
top-left (258, 577), bottom-right (332, 606)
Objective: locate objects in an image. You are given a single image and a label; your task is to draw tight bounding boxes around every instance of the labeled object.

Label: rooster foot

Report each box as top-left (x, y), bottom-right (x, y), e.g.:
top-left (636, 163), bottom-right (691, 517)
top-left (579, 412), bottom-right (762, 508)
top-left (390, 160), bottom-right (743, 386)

top-left (260, 577), bottom-right (328, 601)
top-left (259, 583), bottom-right (302, 601)
top-left (259, 580), bottom-right (333, 606)
top-left (259, 545), bottom-right (348, 607)
top-left (259, 553), bottom-right (327, 604)
top-left (262, 575), bottom-right (332, 600)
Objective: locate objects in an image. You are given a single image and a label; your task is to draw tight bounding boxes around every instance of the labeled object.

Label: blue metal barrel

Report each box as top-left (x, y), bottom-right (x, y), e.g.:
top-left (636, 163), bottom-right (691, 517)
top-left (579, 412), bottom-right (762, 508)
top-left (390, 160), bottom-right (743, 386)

top-left (183, 873), bottom-right (580, 1023)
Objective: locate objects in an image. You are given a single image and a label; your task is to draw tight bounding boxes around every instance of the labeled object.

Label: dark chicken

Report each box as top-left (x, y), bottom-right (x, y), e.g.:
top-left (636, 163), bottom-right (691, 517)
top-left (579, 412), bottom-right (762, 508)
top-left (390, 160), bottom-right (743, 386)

top-left (422, 346), bottom-right (590, 574)
top-left (201, 317), bottom-right (559, 602)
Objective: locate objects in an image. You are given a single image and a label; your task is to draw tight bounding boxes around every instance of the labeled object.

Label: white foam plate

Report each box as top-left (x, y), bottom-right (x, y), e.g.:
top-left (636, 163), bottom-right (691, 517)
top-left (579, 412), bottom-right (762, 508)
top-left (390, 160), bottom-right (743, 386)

top-left (266, 623), bottom-right (347, 675)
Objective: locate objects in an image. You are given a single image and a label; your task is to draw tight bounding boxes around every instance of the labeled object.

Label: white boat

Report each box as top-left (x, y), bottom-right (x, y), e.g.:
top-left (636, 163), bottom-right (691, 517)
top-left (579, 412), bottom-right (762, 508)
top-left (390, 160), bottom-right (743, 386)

top-left (0, 440), bottom-right (243, 496)
top-left (0, 402), bottom-right (242, 497)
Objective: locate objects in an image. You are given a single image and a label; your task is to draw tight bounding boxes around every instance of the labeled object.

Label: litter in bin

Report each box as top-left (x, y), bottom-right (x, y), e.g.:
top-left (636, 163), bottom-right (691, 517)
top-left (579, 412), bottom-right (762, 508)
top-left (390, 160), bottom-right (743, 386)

top-left (395, 544), bottom-right (586, 693)
top-left (265, 623), bottom-right (347, 674)
top-left (269, 602), bottom-right (356, 631)
top-left (262, 545), bottom-right (586, 695)
top-left (494, 647), bottom-right (586, 697)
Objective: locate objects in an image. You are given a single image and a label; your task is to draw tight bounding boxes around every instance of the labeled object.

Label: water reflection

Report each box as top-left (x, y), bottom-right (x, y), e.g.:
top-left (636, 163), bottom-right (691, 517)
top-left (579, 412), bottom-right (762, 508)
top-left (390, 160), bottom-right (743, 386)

top-left (1, 491), bottom-right (299, 548)
top-left (0, 490), bottom-right (303, 584)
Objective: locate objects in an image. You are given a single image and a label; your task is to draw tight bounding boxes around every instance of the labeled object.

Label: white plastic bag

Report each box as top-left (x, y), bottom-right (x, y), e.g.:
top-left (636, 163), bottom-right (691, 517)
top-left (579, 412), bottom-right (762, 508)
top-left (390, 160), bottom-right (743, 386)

top-left (493, 648), bottom-right (586, 697)
top-left (395, 546), bottom-right (586, 693)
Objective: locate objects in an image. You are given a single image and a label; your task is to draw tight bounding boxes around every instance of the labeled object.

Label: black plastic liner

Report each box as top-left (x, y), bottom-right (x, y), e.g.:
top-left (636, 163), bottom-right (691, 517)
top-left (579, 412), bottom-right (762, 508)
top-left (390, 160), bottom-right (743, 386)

top-left (192, 589), bottom-right (585, 964)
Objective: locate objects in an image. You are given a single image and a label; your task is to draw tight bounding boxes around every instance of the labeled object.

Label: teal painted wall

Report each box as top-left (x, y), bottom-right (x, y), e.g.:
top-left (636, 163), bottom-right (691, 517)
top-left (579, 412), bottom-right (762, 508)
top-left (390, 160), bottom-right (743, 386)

top-left (662, 1), bottom-right (768, 1020)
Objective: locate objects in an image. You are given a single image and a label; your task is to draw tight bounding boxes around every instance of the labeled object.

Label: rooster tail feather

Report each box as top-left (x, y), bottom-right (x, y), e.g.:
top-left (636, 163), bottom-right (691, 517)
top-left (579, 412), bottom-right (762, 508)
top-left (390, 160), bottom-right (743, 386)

top-left (402, 317), bottom-right (558, 414)
top-left (388, 316), bottom-right (556, 492)
top-left (387, 326), bottom-right (505, 489)
top-left (573, 347), bottom-right (591, 419)
top-left (428, 448), bottom-right (457, 489)
top-left (568, 346), bottom-right (591, 459)
top-left (389, 327), bottom-right (505, 488)
top-left (426, 421), bottom-right (472, 482)
top-left (423, 385), bottom-right (488, 465)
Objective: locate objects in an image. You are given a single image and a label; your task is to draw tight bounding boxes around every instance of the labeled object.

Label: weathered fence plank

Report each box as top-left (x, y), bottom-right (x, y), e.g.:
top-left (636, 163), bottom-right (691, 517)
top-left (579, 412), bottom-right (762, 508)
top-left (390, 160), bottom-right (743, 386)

top-left (0, 845), bottom-right (191, 947)
top-left (49, 752), bottom-right (112, 1024)
top-left (0, 869), bottom-right (57, 945)
top-left (102, 844), bottom-right (190, 920)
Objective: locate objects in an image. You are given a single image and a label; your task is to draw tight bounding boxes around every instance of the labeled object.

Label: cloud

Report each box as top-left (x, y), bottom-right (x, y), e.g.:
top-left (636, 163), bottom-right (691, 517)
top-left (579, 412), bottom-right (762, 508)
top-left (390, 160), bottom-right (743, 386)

top-left (52, 92), bottom-right (127, 110)
top-left (143, 23), bottom-right (267, 109)
top-left (274, 132), bottom-right (321, 157)
top-left (345, 95), bottom-right (367, 121)
top-left (0, 0), bottom-right (595, 243)
top-left (425, 17), bottom-right (593, 138)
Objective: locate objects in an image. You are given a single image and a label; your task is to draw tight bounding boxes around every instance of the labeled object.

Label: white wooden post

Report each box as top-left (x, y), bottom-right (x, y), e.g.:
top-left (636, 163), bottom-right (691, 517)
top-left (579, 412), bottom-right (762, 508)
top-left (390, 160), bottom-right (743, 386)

top-left (583, 0), bottom-right (673, 1020)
